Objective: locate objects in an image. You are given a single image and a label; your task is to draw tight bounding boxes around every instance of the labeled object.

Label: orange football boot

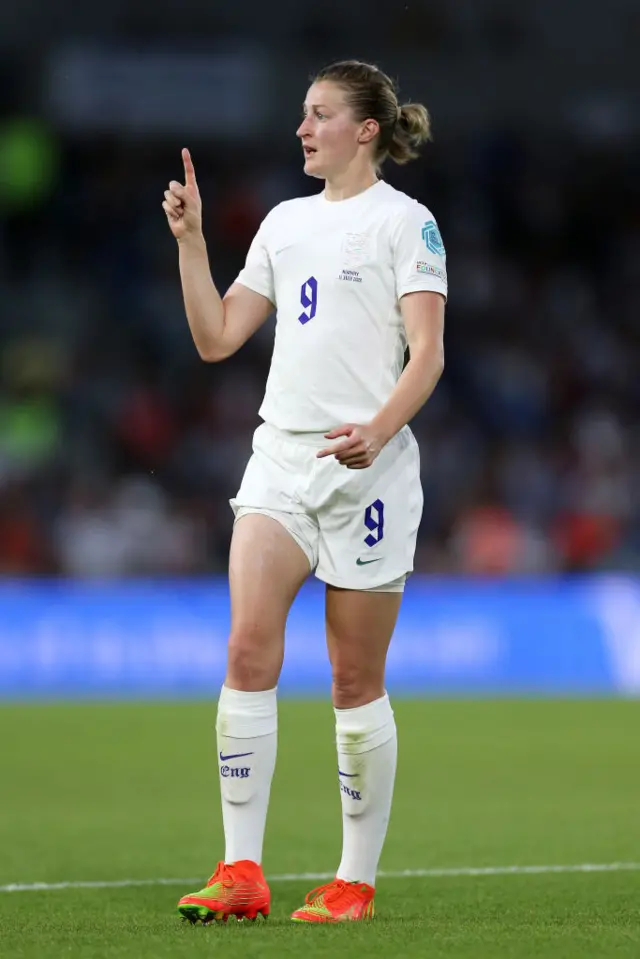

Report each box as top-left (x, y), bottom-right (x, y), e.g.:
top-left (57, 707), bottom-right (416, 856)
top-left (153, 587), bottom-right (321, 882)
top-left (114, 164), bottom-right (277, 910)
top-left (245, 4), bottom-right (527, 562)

top-left (291, 878), bottom-right (375, 922)
top-left (178, 860), bottom-right (270, 924)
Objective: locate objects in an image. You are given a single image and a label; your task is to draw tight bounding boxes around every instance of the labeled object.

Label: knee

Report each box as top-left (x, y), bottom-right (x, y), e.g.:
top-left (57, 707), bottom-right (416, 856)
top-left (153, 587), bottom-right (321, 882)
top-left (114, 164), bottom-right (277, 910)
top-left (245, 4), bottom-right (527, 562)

top-left (332, 663), bottom-right (384, 710)
top-left (226, 625), bottom-right (282, 691)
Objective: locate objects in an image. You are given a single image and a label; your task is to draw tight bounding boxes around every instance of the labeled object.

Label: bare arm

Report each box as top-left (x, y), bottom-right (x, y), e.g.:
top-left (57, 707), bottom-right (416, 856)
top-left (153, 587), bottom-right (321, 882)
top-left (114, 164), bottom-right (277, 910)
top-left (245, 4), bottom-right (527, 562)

top-left (163, 149), bottom-right (273, 362)
top-left (317, 290), bottom-right (445, 468)
top-left (178, 234), bottom-right (273, 361)
top-left (370, 290), bottom-right (445, 445)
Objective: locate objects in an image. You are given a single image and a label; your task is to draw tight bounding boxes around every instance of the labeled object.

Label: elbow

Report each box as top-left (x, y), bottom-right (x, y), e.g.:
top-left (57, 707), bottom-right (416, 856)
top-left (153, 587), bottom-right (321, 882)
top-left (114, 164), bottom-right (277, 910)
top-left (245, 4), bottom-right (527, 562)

top-left (197, 343), bottom-right (228, 363)
top-left (421, 346), bottom-right (444, 384)
top-left (428, 339), bottom-right (445, 382)
top-left (412, 342), bottom-right (444, 382)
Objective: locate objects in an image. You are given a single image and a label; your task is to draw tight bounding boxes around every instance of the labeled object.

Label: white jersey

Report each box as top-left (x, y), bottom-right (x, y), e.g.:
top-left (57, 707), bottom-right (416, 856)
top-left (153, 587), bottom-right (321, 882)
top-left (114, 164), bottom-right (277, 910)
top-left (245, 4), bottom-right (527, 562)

top-left (235, 179), bottom-right (447, 432)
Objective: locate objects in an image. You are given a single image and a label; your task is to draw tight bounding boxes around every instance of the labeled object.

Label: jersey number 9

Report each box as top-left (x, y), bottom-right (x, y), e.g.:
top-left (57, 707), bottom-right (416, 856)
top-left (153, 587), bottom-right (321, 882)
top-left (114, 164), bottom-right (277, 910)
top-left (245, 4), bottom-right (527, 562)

top-left (298, 276), bottom-right (318, 325)
top-left (364, 499), bottom-right (385, 547)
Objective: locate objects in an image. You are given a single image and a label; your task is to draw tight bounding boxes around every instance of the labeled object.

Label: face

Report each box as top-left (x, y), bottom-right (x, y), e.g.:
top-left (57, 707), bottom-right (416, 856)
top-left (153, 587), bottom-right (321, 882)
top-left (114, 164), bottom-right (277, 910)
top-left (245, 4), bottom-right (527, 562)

top-left (297, 81), bottom-right (378, 179)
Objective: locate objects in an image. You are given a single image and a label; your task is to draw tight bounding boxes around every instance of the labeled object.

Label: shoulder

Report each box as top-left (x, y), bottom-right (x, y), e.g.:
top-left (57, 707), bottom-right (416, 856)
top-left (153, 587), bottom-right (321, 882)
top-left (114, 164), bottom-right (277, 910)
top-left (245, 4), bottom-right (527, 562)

top-left (375, 183), bottom-right (444, 256)
top-left (260, 194), bottom-right (320, 233)
top-left (376, 182), bottom-right (438, 229)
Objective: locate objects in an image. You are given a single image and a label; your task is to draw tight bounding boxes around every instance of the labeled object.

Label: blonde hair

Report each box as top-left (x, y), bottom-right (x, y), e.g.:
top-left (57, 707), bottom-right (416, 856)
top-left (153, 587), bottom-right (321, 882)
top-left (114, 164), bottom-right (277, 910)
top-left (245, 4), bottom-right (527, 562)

top-left (313, 60), bottom-right (432, 167)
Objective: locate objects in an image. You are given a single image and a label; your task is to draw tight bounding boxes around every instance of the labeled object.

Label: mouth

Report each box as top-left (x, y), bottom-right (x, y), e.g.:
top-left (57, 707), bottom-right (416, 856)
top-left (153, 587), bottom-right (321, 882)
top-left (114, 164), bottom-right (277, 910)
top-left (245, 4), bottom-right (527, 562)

top-left (303, 146), bottom-right (317, 160)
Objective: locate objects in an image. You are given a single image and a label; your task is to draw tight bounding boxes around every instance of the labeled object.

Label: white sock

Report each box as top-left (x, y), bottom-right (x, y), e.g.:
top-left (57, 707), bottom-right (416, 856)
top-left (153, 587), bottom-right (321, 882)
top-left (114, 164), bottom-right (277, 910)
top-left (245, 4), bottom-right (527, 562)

top-left (334, 693), bottom-right (397, 888)
top-left (216, 684), bottom-right (277, 865)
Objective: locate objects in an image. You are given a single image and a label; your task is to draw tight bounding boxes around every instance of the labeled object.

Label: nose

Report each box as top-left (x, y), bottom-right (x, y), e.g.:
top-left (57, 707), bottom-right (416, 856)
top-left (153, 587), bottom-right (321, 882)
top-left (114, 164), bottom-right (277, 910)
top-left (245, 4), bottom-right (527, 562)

top-left (297, 115), bottom-right (312, 139)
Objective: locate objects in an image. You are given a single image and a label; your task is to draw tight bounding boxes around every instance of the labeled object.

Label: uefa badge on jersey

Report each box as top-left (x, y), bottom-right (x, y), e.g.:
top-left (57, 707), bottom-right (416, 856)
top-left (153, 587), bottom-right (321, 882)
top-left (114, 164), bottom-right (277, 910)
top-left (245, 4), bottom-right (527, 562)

top-left (421, 220), bottom-right (446, 257)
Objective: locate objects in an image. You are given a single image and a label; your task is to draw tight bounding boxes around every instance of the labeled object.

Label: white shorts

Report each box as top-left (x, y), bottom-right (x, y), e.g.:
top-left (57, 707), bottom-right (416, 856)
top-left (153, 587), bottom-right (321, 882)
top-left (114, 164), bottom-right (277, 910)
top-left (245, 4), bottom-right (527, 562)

top-left (230, 422), bottom-right (423, 592)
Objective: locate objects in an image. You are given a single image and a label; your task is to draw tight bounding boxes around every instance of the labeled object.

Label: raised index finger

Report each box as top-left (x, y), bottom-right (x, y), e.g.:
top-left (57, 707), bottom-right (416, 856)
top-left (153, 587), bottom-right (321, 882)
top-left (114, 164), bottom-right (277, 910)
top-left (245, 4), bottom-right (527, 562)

top-left (182, 148), bottom-right (197, 188)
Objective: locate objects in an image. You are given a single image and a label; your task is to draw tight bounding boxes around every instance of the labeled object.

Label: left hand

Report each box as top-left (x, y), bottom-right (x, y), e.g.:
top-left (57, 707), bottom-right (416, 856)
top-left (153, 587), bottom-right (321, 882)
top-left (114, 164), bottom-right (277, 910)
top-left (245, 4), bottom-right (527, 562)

top-left (316, 423), bottom-right (384, 469)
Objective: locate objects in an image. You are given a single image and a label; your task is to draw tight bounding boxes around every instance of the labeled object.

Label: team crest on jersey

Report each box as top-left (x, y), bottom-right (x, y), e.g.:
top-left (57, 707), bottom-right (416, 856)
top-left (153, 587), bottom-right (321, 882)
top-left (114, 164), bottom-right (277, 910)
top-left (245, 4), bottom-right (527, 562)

top-left (416, 261), bottom-right (447, 282)
top-left (342, 233), bottom-right (372, 266)
top-left (421, 220), bottom-right (445, 256)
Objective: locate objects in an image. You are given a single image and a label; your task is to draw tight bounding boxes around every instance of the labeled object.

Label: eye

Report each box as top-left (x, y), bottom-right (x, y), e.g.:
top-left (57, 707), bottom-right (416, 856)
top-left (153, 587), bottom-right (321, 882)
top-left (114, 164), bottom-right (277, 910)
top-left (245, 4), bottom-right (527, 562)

top-left (315, 111), bottom-right (327, 121)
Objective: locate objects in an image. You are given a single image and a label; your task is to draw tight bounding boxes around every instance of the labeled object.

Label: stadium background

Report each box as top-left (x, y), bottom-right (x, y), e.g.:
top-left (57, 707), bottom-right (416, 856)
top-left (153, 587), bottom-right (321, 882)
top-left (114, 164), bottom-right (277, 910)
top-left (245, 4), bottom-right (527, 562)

top-left (0, 0), bottom-right (639, 696)
top-left (2, 5), bottom-right (640, 957)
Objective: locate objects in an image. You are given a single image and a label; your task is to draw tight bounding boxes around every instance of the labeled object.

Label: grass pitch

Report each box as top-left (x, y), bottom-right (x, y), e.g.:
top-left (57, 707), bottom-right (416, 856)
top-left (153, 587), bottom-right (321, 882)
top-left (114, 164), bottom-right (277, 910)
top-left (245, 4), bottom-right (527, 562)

top-left (1, 699), bottom-right (639, 957)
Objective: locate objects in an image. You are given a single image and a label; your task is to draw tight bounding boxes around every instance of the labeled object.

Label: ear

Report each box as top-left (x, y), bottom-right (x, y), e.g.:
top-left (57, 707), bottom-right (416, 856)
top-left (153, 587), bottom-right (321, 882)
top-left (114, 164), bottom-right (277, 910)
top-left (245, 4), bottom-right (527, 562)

top-left (358, 118), bottom-right (379, 145)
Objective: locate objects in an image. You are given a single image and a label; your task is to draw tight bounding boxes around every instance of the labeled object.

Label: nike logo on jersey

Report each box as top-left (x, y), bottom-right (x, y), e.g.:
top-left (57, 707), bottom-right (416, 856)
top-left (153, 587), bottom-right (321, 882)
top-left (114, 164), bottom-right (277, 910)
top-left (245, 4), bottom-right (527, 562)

top-left (275, 243), bottom-right (297, 257)
top-left (356, 557), bottom-right (382, 566)
top-left (338, 770), bottom-right (359, 778)
top-left (219, 751), bottom-right (254, 762)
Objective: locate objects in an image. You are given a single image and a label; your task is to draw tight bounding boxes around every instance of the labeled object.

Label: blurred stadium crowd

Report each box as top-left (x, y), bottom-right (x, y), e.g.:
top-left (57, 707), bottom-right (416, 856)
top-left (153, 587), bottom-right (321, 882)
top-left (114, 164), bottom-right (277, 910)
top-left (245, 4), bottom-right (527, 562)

top-left (0, 0), bottom-right (638, 578)
top-left (1, 125), bottom-right (637, 579)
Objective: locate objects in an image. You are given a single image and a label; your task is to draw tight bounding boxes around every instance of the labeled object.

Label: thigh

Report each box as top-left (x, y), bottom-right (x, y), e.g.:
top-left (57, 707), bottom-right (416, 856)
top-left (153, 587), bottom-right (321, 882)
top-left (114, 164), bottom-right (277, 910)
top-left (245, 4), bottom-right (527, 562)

top-left (227, 513), bottom-right (310, 689)
top-left (315, 427), bottom-right (423, 590)
top-left (325, 585), bottom-right (402, 707)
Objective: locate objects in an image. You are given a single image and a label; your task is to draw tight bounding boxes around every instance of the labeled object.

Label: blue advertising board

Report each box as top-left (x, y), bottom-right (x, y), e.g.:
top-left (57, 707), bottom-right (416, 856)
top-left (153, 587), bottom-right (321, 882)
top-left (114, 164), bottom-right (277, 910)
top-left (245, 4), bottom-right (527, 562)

top-left (0, 576), bottom-right (638, 698)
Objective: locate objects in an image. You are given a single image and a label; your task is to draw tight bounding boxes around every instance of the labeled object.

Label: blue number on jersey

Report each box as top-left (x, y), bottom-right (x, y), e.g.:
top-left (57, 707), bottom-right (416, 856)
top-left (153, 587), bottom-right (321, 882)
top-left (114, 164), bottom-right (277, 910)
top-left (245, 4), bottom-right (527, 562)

top-left (364, 499), bottom-right (385, 547)
top-left (299, 276), bottom-right (318, 324)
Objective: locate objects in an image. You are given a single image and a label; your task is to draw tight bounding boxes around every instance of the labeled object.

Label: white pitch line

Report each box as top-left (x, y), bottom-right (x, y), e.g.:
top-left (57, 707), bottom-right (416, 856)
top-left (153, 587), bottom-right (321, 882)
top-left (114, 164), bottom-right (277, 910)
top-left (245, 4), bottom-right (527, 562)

top-left (2, 862), bottom-right (639, 894)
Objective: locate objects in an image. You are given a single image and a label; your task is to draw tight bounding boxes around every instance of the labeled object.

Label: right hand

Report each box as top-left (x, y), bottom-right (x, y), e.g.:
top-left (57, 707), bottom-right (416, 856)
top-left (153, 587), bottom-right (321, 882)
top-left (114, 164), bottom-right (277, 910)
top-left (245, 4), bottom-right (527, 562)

top-left (163, 148), bottom-right (202, 241)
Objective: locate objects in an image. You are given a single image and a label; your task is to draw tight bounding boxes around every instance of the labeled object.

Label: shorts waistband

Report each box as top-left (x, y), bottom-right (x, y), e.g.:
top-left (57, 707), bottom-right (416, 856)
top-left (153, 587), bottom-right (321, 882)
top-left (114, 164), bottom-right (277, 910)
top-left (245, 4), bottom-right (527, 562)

top-left (259, 421), bottom-right (412, 450)
top-left (259, 422), bottom-right (330, 448)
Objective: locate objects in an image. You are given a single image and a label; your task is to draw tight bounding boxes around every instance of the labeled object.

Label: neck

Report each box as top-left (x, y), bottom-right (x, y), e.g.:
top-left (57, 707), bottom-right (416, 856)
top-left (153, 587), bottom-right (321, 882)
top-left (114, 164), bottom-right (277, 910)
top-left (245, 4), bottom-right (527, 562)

top-left (323, 165), bottom-right (379, 202)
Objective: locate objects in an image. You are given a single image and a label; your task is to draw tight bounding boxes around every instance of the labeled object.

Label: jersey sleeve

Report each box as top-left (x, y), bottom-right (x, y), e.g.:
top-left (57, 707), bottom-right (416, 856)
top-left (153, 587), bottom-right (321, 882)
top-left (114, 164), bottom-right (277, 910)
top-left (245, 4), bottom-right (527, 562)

top-left (234, 213), bottom-right (276, 305)
top-left (392, 202), bottom-right (448, 302)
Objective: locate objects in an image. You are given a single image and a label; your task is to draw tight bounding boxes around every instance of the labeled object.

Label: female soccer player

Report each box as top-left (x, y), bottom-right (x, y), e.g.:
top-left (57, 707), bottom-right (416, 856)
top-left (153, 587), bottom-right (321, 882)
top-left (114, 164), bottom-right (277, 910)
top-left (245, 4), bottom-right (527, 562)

top-left (163, 60), bottom-right (447, 924)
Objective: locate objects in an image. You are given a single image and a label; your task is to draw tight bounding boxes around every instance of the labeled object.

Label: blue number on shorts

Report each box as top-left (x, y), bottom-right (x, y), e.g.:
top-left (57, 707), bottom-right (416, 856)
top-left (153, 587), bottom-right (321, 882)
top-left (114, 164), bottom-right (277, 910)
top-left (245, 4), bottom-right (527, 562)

top-left (364, 499), bottom-right (385, 547)
top-left (299, 276), bottom-right (318, 324)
